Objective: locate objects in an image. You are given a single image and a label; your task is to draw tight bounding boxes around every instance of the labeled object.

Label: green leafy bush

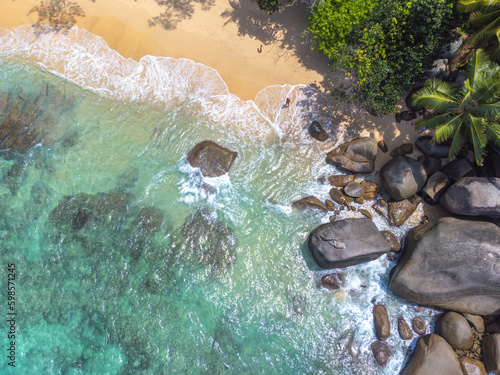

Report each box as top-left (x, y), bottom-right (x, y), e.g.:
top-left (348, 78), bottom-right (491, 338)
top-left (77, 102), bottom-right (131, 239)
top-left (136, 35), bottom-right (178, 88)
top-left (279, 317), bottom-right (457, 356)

top-left (306, 0), bottom-right (458, 114)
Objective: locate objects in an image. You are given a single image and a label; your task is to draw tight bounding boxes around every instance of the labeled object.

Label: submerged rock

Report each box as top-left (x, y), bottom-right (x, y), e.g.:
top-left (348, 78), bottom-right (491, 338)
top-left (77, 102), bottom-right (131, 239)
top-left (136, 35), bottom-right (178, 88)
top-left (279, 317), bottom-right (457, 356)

top-left (308, 218), bottom-right (391, 268)
top-left (130, 207), bottom-right (164, 234)
top-left (187, 141), bottom-right (238, 177)
top-left (50, 189), bottom-right (130, 231)
top-left (389, 217), bottom-right (500, 315)
top-left (171, 209), bottom-right (237, 279)
top-left (326, 137), bottom-right (378, 174)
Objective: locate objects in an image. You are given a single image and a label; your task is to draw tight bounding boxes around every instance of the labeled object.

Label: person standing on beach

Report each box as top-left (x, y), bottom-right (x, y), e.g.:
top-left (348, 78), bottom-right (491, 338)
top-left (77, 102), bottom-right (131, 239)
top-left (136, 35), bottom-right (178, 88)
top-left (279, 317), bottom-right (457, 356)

top-left (285, 98), bottom-right (291, 108)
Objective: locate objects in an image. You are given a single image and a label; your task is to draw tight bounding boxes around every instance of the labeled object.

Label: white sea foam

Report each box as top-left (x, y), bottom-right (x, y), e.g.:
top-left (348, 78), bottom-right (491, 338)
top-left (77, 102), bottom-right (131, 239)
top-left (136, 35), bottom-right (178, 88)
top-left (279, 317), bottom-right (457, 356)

top-left (0, 25), bottom-right (339, 149)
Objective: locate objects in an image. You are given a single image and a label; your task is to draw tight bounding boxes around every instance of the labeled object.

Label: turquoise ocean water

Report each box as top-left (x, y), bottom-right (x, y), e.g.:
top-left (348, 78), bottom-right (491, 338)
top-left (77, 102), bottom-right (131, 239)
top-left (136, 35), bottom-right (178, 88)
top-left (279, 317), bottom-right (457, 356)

top-left (0, 26), bottom-right (436, 374)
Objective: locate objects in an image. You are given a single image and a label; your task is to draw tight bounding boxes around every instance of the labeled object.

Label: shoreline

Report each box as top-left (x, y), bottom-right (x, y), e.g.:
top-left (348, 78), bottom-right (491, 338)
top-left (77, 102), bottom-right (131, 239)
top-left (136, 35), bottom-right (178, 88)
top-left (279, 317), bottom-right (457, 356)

top-left (0, 0), bottom-right (424, 158)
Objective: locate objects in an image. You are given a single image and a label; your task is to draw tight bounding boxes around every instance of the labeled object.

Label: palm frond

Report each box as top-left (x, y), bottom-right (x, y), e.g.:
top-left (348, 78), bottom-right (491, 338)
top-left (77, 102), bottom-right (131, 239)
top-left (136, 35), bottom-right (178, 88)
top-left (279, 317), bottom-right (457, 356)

top-left (459, 80), bottom-right (473, 112)
top-left (458, 0), bottom-right (500, 13)
top-left (467, 114), bottom-right (488, 164)
top-left (422, 79), bottom-right (459, 97)
top-left (484, 120), bottom-right (500, 145)
top-left (466, 49), bottom-right (492, 84)
top-left (447, 122), bottom-right (467, 159)
top-left (468, 9), bottom-right (500, 28)
top-left (414, 113), bottom-right (457, 130)
top-left (475, 101), bottom-right (500, 117)
top-left (472, 80), bottom-right (500, 103)
top-left (433, 114), bottom-right (464, 144)
top-left (469, 18), bottom-right (500, 47)
top-left (412, 87), bottom-right (459, 114)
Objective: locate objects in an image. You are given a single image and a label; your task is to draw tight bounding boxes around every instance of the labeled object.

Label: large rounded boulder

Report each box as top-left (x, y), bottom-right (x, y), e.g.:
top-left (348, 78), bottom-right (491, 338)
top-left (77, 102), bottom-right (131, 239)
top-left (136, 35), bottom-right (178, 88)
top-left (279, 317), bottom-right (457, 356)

top-left (380, 156), bottom-right (427, 201)
top-left (440, 177), bottom-right (500, 218)
top-left (400, 334), bottom-right (463, 375)
top-left (415, 136), bottom-right (451, 158)
top-left (389, 217), bottom-right (500, 315)
top-left (308, 218), bottom-right (391, 268)
top-left (187, 141), bottom-right (238, 177)
top-left (326, 138), bottom-right (378, 174)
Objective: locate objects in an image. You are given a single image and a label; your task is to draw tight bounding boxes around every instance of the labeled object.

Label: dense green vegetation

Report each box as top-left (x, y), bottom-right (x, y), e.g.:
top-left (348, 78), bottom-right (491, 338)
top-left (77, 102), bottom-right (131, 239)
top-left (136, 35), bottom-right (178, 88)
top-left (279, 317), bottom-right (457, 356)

top-left (306, 0), bottom-right (458, 114)
top-left (413, 49), bottom-right (500, 165)
top-left (457, 0), bottom-right (500, 59)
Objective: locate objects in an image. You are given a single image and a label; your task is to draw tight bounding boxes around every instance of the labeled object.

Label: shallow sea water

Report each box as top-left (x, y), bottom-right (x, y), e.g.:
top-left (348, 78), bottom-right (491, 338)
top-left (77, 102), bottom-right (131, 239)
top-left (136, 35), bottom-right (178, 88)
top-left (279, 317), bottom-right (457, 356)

top-left (0, 26), bottom-right (438, 374)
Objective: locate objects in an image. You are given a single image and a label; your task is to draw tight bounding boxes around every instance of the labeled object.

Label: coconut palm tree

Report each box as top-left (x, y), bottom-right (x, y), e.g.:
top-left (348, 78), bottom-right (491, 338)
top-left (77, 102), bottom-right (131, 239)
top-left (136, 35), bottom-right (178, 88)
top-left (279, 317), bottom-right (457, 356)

top-left (457, 0), bottom-right (500, 58)
top-left (412, 49), bottom-right (500, 165)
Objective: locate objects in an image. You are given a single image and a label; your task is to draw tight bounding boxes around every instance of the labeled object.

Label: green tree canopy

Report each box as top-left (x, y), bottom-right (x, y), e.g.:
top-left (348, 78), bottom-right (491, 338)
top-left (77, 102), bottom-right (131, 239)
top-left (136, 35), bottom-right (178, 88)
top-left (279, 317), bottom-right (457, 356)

top-left (413, 49), bottom-right (500, 165)
top-left (306, 0), bottom-right (457, 114)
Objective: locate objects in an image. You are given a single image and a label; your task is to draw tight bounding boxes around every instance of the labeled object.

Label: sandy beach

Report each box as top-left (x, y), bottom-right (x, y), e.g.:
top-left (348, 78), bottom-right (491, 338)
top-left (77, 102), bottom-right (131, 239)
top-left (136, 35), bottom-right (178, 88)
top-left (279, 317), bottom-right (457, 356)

top-left (0, 0), bottom-right (421, 153)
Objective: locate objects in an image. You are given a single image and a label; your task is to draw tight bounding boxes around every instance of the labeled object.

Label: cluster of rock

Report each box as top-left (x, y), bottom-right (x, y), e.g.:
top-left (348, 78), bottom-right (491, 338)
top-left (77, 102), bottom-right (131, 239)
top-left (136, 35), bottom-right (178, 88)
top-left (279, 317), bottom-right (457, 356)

top-left (300, 122), bottom-right (500, 372)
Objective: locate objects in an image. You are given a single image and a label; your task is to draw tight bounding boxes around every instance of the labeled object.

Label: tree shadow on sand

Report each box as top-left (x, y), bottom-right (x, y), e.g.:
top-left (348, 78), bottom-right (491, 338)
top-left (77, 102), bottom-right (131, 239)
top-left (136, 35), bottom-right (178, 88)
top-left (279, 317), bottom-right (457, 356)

top-left (148, 0), bottom-right (216, 31)
top-left (27, 0), bottom-right (92, 35)
top-left (220, 1), bottom-right (337, 94)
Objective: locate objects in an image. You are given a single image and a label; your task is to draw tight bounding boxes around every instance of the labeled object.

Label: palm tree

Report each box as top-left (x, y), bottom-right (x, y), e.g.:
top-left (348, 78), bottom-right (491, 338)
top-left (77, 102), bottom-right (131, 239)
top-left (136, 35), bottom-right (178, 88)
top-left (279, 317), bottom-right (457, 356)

top-left (412, 49), bottom-right (500, 165)
top-left (457, 0), bottom-right (500, 58)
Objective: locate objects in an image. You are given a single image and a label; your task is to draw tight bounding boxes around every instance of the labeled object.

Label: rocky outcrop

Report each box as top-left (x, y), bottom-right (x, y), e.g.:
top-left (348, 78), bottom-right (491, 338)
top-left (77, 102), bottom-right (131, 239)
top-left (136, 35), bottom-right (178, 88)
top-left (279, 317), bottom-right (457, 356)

top-left (442, 158), bottom-right (475, 181)
top-left (440, 177), bottom-right (500, 218)
top-left (187, 141), bottom-right (238, 177)
top-left (422, 171), bottom-right (450, 204)
top-left (292, 196), bottom-right (328, 213)
top-left (381, 231), bottom-right (401, 252)
top-left (438, 312), bottom-right (474, 350)
top-left (387, 195), bottom-right (422, 226)
top-left (308, 121), bottom-right (328, 141)
top-left (373, 304), bottom-right (391, 341)
top-left (459, 357), bottom-right (488, 375)
top-left (400, 334), bottom-right (463, 375)
top-left (380, 156), bottom-right (427, 201)
top-left (308, 218), bottom-right (391, 268)
top-left (389, 217), bottom-right (500, 315)
top-left (328, 174), bottom-right (355, 187)
top-left (415, 136), bottom-right (450, 158)
top-left (418, 155), bottom-right (442, 176)
top-left (483, 334), bottom-right (500, 374)
top-left (326, 138), bottom-right (378, 174)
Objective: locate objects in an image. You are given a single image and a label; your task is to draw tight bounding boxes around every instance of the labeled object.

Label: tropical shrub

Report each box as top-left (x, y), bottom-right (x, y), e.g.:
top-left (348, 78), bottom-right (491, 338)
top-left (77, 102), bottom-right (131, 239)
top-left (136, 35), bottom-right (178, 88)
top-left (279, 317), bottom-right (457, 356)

top-left (306, 0), bottom-right (457, 114)
top-left (412, 49), bottom-right (500, 165)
